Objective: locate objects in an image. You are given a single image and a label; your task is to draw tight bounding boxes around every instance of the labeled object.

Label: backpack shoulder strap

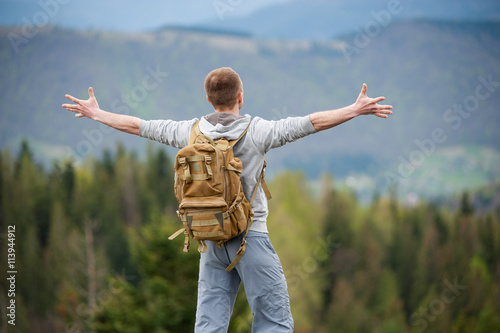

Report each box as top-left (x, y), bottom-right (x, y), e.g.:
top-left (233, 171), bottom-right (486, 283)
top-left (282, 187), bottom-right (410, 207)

top-left (228, 121), bottom-right (252, 148)
top-left (189, 121), bottom-right (217, 146)
top-left (257, 161), bottom-right (272, 201)
top-left (249, 160), bottom-right (271, 204)
top-left (188, 121), bottom-right (200, 144)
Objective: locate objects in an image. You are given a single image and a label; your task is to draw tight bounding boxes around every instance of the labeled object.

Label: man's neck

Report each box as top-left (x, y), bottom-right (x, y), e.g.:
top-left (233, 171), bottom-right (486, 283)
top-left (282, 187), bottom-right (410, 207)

top-left (214, 107), bottom-right (240, 115)
top-left (214, 98), bottom-right (242, 114)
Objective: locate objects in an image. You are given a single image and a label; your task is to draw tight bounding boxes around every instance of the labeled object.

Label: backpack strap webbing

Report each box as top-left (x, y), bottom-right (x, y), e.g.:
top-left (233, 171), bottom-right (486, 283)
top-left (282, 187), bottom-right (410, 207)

top-left (256, 160), bottom-right (272, 201)
top-left (189, 121), bottom-right (203, 144)
top-left (229, 122), bottom-right (251, 147)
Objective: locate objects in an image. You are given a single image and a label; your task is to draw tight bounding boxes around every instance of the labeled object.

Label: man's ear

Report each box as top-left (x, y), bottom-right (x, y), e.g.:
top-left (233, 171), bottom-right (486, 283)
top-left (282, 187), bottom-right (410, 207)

top-left (238, 92), bottom-right (243, 107)
top-left (206, 95), bottom-right (211, 103)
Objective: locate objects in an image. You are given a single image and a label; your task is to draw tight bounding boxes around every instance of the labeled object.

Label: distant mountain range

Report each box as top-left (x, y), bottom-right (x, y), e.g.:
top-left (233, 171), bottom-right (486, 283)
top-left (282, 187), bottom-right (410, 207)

top-left (1, 18), bottom-right (499, 200)
top-left (202, 0), bottom-right (500, 39)
top-left (1, 0), bottom-right (499, 38)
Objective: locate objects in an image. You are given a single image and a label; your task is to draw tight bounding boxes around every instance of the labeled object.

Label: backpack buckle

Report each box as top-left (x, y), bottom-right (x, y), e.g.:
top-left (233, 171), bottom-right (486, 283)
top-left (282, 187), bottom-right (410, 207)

top-left (204, 155), bottom-right (213, 179)
top-left (178, 157), bottom-right (192, 183)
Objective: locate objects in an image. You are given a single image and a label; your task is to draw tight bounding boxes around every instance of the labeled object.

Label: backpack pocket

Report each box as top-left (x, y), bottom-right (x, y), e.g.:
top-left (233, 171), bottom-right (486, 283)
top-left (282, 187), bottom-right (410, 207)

top-left (179, 198), bottom-right (230, 241)
top-left (229, 196), bottom-right (252, 237)
top-left (174, 144), bottom-right (224, 199)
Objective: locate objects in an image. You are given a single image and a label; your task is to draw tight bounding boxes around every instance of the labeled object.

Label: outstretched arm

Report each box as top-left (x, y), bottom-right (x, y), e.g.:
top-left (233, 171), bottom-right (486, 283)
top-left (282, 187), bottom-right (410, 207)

top-left (309, 83), bottom-right (393, 132)
top-left (62, 87), bottom-right (141, 135)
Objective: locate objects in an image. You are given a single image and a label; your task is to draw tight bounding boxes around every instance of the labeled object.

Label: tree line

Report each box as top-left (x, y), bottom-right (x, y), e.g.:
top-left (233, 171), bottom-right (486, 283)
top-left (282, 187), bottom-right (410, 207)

top-left (0, 141), bottom-right (499, 332)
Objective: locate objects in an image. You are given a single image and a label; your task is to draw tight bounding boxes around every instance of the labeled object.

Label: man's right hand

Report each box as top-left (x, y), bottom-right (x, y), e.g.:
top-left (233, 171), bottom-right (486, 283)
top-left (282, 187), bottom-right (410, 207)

top-left (62, 87), bottom-right (100, 119)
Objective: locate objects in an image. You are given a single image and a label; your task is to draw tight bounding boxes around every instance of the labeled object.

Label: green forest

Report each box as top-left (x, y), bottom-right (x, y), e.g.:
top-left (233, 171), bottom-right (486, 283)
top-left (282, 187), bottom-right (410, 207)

top-left (0, 141), bottom-right (499, 333)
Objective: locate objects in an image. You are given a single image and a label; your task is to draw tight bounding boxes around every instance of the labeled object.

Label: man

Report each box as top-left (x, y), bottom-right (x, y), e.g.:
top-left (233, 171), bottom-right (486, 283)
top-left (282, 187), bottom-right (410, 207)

top-left (63, 67), bottom-right (393, 332)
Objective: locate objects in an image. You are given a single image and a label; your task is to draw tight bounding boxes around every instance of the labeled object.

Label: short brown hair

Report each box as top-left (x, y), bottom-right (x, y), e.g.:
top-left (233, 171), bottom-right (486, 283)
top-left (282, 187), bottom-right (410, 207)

top-left (204, 67), bottom-right (243, 110)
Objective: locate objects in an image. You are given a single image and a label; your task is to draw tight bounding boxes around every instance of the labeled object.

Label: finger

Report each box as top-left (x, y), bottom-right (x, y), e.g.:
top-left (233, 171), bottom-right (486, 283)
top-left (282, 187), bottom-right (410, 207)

top-left (373, 96), bottom-right (386, 103)
top-left (374, 113), bottom-right (388, 118)
top-left (377, 104), bottom-right (393, 110)
top-left (62, 104), bottom-right (80, 112)
top-left (65, 94), bottom-right (82, 104)
top-left (377, 107), bottom-right (393, 113)
top-left (62, 103), bottom-right (78, 109)
top-left (377, 108), bottom-right (393, 115)
top-left (360, 83), bottom-right (367, 96)
top-left (64, 107), bottom-right (85, 117)
top-left (88, 87), bottom-right (95, 99)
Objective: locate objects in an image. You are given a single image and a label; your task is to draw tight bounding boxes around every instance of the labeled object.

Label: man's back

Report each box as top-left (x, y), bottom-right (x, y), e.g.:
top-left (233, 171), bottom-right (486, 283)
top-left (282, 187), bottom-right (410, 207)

top-left (139, 112), bottom-right (317, 233)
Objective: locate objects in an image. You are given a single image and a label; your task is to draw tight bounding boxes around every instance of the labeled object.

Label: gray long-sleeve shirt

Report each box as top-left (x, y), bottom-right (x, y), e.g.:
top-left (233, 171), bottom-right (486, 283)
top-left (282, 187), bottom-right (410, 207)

top-left (139, 112), bottom-right (317, 233)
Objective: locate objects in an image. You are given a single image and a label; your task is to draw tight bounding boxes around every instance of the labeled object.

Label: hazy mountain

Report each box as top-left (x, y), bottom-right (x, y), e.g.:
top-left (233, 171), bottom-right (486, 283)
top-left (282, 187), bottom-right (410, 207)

top-left (1, 0), bottom-right (499, 38)
top-left (1, 19), bottom-right (499, 199)
top-left (202, 0), bottom-right (500, 39)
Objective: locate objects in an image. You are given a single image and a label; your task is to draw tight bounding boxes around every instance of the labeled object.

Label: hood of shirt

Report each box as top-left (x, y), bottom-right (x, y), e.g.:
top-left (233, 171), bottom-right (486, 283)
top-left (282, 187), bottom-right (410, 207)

top-left (198, 112), bottom-right (252, 141)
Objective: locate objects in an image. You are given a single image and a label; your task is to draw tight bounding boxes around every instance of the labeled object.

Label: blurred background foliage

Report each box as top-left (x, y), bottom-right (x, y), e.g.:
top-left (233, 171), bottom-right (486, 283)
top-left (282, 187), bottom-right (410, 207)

top-left (1, 1), bottom-right (500, 332)
top-left (0, 141), bottom-right (499, 332)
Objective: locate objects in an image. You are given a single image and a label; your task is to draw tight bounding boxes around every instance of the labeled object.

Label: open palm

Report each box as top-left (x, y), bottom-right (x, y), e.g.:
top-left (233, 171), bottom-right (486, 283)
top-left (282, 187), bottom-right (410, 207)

top-left (62, 87), bottom-right (100, 119)
top-left (354, 83), bottom-right (393, 118)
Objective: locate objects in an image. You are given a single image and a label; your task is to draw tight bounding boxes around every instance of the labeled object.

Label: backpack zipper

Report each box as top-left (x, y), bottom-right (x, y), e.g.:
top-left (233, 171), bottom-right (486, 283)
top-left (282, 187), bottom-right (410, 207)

top-left (221, 148), bottom-right (228, 205)
top-left (214, 146), bottom-right (228, 206)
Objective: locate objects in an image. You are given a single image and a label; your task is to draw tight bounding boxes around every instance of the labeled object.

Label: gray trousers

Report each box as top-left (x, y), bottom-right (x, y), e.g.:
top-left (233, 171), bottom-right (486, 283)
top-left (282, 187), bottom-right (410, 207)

top-left (195, 231), bottom-right (294, 332)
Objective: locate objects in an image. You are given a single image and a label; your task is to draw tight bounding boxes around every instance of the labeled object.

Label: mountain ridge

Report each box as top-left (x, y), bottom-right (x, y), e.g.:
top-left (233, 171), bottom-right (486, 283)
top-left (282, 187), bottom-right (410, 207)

top-left (1, 19), bottom-right (499, 198)
top-left (201, 0), bottom-right (500, 40)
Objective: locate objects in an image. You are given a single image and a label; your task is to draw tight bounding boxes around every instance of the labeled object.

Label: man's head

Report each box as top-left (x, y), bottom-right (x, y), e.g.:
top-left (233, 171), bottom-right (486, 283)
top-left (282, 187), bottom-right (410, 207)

top-left (204, 67), bottom-right (243, 112)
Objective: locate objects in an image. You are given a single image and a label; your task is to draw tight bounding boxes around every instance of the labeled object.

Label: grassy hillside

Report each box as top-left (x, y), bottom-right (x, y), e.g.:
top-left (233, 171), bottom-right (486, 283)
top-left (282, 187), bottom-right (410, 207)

top-left (1, 20), bottom-right (499, 198)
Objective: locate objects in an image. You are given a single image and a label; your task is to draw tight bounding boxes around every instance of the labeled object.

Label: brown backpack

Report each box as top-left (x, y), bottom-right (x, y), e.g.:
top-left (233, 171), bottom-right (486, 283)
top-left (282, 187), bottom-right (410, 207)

top-left (169, 121), bottom-right (271, 271)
